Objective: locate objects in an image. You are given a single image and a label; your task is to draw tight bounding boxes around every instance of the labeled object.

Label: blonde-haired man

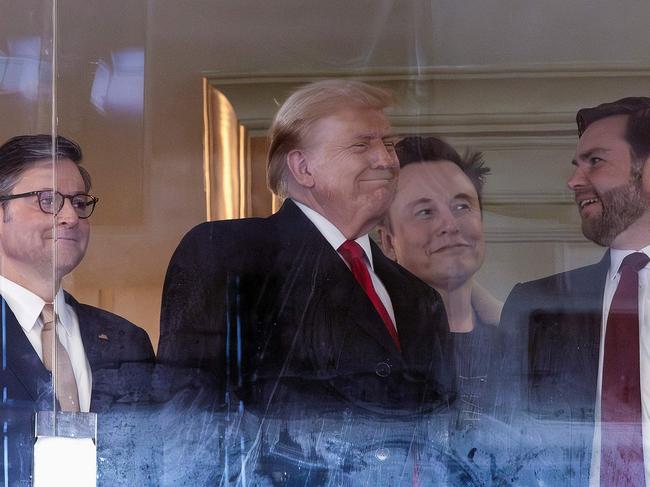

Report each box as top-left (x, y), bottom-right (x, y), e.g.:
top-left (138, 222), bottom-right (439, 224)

top-left (158, 79), bottom-right (453, 417)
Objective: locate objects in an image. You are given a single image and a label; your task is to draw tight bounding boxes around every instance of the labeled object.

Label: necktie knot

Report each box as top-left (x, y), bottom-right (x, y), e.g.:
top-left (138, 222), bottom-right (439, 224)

top-left (620, 252), bottom-right (650, 274)
top-left (338, 240), bottom-right (365, 263)
top-left (41, 303), bottom-right (54, 330)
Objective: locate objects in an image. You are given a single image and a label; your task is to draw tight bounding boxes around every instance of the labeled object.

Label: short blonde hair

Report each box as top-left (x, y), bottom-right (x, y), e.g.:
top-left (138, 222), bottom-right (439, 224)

top-left (267, 79), bottom-right (396, 197)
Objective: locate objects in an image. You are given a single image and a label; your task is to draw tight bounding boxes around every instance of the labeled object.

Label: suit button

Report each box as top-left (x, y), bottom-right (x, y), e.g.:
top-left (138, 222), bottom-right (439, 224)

top-left (375, 361), bottom-right (391, 377)
top-left (375, 447), bottom-right (390, 461)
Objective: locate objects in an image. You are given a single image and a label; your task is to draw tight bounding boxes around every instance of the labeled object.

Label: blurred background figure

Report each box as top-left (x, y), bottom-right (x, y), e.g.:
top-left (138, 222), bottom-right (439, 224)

top-left (378, 135), bottom-right (502, 424)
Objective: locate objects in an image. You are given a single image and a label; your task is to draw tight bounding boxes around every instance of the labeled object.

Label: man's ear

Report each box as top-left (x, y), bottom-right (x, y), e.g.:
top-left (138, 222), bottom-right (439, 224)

top-left (377, 225), bottom-right (397, 262)
top-left (286, 149), bottom-right (315, 188)
top-left (641, 156), bottom-right (650, 194)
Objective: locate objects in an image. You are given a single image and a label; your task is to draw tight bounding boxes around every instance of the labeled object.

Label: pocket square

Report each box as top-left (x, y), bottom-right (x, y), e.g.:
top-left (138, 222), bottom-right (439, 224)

top-left (98, 333), bottom-right (109, 341)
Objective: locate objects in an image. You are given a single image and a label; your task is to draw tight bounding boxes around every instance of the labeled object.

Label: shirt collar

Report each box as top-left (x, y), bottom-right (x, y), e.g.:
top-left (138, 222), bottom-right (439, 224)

top-left (609, 244), bottom-right (650, 280)
top-left (54, 289), bottom-right (73, 336)
top-left (0, 276), bottom-right (72, 336)
top-left (293, 199), bottom-right (375, 269)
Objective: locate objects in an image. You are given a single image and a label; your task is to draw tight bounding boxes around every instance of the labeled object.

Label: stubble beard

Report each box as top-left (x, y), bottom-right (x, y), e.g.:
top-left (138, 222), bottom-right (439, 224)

top-left (582, 176), bottom-right (650, 247)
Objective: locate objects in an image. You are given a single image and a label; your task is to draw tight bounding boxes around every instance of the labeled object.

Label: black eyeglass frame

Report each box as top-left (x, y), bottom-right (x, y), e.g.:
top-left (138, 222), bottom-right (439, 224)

top-left (0, 190), bottom-right (99, 219)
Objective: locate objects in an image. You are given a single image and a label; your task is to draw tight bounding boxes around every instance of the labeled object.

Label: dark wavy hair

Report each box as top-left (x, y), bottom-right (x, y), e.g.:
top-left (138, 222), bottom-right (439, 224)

top-left (395, 136), bottom-right (490, 209)
top-left (0, 134), bottom-right (91, 196)
top-left (577, 97), bottom-right (650, 166)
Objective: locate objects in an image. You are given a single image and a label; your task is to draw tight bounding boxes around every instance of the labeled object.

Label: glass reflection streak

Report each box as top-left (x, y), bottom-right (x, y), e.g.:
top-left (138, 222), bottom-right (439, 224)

top-left (90, 48), bottom-right (144, 115)
top-left (2, 299), bottom-right (7, 486)
top-left (0, 37), bottom-right (42, 100)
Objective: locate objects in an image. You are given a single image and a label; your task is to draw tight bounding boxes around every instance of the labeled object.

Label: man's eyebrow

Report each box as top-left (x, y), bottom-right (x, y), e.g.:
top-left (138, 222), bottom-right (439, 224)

top-left (351, 133), bottom-right (395, 141)
top-left (577, 147), bottom-right (611, 160)
top-left (406, 197), bottom-right (432, 208)
top-left (453, 192), bottom-right (476, 202)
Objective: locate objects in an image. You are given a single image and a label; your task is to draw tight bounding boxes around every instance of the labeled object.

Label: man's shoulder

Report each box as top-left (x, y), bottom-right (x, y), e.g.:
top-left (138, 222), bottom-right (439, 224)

top-left (183, 216), bottom-right (272, 244)
top-left (173, 203), bottom-right (313, 265)
top-left (65, 294), bottom-right (154, 355)
top-left (502, 258), bottom-right (608, 324)
top-left (512, 259), bottom-right (606, 298)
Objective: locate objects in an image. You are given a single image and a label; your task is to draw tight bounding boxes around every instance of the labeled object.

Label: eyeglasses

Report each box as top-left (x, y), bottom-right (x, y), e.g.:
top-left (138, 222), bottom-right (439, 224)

top-left (0, 190), bottom-right (99, 219)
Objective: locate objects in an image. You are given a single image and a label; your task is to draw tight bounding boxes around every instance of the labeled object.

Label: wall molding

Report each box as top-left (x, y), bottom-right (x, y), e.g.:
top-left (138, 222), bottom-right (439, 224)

top-left (207, 64), bottom-right (649, 135)
top-left (484, 226), bottom-right (585, 243)
top-left (445, 135), bottom-right (577, 150)
top-left (484, 191), bottom-right (573, 205)
top-left (204, 62), bottom-right (650, 83)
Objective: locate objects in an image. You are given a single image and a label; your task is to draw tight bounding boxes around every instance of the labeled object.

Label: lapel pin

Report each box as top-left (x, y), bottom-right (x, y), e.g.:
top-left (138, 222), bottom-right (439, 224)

top-left (98, 333), bottom-right (109, 341)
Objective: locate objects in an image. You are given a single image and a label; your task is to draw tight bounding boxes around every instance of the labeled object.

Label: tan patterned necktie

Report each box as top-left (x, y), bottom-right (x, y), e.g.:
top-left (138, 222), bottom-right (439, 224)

top-left (40, 303), bottom-right (80, 412)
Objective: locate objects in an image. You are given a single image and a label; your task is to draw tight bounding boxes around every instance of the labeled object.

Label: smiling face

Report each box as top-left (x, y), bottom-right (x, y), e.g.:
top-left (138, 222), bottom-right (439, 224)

top-left (568, 115), bottom-right (650, 248)
top-left (292, 106), bottom-right (399, 238)
top-left (0, 159), bottom-right (90, 291)
top-left (380, 161), bottom-right (485, 292)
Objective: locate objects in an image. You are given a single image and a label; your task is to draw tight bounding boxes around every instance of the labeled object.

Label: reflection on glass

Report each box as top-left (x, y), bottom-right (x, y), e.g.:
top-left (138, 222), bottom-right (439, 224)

top-left (0, 36), bottom-right (43, 100)
top-left (2, 0), bottom-right (647, 485)
top-left (90, 48), bottom-right (144, 115)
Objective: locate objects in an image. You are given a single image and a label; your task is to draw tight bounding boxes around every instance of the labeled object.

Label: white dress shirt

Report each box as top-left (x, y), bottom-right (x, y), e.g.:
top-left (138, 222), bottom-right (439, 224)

top-left (590, 245), bottom-right (650, 485)
top-left (0, 276), bottom-right (93, 412)
top-left (293, 200), bottom-right (397, 331)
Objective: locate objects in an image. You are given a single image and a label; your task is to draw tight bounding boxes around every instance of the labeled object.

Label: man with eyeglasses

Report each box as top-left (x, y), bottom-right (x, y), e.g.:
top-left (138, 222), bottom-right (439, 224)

top-left (0, 134), bottom-right (155, 486)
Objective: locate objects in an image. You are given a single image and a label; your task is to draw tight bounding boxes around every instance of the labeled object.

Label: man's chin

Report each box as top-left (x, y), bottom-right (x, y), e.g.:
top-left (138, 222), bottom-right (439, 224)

top-left (581, 220), bottom-right (613, 247)
top-left (363, 193), bottom-right (395, 217)
top-left (54, 251), bottom-right (85, 276)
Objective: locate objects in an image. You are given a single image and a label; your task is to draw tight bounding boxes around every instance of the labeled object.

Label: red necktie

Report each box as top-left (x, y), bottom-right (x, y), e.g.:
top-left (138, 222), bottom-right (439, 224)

top-left (338, 240), bottom-right (401, 351)
top-left (601, 252), bottom-right (649, 486)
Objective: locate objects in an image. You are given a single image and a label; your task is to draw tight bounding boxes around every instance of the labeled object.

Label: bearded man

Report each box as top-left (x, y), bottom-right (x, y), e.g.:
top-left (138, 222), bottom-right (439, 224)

top-left (501, 97), bottom-right (650, 486)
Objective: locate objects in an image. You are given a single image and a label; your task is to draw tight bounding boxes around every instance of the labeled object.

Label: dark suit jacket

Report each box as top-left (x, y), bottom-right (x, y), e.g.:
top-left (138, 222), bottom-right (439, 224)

top-left (499, 253), bottom-right (609, 484)
top-left (0, 292), bottom-right (155, 487)
top-left (158, 199), bottom-right (454, 417)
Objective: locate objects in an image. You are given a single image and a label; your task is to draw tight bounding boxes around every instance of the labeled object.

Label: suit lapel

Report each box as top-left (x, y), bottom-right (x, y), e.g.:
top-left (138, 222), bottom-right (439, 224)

top-left (371, 244), bottom-right (422, 353)
top-left (66, 293), bottom-right (96, 362)
top-left (530, 253), bottom-right (609, 419)
top-left (271, 200), bottom-right (401, 355)
top-left (1, 297), bottom-right (51, 402)
top-left (561, 253), bottom-right (609, 381)
top-left (65, 293), bottom-right (105, 412)
top-left (581, 253), bottom-right (609, 395)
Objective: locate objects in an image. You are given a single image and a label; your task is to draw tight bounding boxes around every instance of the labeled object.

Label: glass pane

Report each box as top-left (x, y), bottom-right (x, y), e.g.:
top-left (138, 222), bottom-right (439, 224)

top-left (0, 1), bottom-right (59, 484)
top-left (5, 0), bottom-right (650, 485)
top-left (55, 1), bottom-right (152, 485)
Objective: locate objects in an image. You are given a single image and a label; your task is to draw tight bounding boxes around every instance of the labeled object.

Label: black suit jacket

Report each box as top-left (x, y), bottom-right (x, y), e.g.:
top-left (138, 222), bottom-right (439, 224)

top-left (1, 292), bottom-right (155, 487)
top-left (500, 254), bottom-right (608, 418)
top-left (499, 254), bottom-right (609, 484)
top-left (158, 199), bottom-right (454, 417)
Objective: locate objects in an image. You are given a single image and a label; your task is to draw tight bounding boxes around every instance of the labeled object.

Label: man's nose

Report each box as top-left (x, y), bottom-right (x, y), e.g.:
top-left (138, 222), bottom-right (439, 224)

top-left (370, 143), bottom-right (399, 169)
top-left (567, 164), bottom-right (587, 191)
top-left (435, 208), bottom-right (460, 236)
top-left (56, 197), bottom-right (80, 225)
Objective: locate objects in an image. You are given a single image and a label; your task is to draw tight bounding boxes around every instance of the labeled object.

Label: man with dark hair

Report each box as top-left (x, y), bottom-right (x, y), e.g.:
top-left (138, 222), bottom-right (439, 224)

top-left (392, 136), bottom-right (490, 207)
top-left (501, 97), bottom-right (650, 485)
top-left (378, 136), bottom-right (501, 425)
top-left (0, 134), bottom-right (155, 486)
top-left (157, 81), bottom-right (454, 484)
